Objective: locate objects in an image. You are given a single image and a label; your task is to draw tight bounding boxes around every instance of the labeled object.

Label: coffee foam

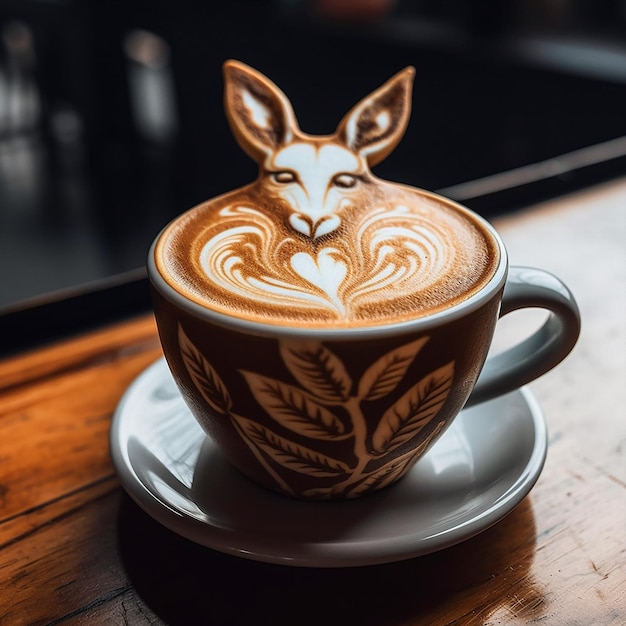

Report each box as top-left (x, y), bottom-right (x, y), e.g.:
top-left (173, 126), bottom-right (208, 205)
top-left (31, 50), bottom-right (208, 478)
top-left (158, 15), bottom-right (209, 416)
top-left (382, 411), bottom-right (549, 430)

top-left (154, 181), bottom-right (500, 328)
top-left (153, 61), bottom-right (499, 328)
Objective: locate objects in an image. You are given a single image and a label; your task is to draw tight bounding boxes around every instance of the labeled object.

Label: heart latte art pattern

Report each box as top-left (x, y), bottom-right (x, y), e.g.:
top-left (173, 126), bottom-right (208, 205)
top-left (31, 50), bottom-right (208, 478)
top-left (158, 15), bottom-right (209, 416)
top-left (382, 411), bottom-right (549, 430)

top-left (197, 203), bottom-right (452, 320)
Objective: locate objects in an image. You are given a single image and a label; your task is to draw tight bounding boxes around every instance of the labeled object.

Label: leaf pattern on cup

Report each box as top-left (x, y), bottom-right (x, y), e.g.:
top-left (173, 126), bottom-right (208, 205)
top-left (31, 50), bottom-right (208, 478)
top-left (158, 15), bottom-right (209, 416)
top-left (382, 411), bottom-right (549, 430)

top-left (348, 420), bottom-right (445, 498)
top-left (357, 337), bottom-right (428, 401)
top-left (239, 371), bottom-right (348, 440)
top-left (370, 363), bottom-right (454, 455)
top-left (232, 415), bottom-right (351, 478)
top-left (179, 326), bottom-right (232, 415)
top-left (179, 324), bottom-right (454, 498)
top-left (279, 342), bottom-right (352, 404)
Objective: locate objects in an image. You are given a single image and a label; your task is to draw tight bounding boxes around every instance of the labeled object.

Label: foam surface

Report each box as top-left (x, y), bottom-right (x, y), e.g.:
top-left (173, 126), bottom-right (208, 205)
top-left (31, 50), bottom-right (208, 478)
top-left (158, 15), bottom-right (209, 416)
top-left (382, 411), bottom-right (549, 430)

top-left (155, 181), bottom-right (499, 328)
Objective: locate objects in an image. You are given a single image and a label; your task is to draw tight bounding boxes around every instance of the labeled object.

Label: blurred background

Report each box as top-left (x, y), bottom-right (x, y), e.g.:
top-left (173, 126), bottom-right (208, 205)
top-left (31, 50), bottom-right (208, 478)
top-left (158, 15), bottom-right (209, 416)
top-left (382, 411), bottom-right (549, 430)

top-left (1, 0), bottom-right (626, 352)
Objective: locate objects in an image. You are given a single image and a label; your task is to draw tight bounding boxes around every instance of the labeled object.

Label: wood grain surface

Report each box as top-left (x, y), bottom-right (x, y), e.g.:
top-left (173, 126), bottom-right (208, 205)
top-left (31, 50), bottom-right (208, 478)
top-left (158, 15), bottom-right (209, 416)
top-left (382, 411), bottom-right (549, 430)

top-left (1, 179), bottom-right (625, 625)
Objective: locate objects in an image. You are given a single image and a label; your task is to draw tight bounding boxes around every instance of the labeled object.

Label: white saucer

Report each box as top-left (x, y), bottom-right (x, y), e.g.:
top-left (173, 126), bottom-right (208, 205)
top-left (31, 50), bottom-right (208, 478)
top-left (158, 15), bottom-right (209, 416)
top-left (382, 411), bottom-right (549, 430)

top-left (110, 358), bottom-right (547, 568)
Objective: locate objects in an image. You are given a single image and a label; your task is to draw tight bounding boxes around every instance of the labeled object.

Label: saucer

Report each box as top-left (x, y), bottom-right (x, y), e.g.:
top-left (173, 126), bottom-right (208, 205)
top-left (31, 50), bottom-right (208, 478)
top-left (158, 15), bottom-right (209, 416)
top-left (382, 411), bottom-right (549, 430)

top-left (110, 358), bottom-right (547, 568)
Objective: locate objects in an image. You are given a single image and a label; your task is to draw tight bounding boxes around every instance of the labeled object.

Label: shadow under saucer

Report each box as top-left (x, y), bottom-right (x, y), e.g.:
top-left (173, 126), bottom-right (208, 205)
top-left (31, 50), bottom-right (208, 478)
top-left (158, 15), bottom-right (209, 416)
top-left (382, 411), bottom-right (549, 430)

top-left (117, 493), bottom-right (542, 626)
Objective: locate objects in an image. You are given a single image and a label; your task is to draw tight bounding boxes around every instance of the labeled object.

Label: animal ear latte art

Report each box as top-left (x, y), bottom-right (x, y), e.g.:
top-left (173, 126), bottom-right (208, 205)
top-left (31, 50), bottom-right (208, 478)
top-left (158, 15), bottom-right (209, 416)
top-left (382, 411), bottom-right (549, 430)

top-left (224, 59), bottom-right (414, 168)
top-left (223, 61), bottom-right (298, 162)
top-left (335, 66), bottom-right (414, 166)
top-left (155, 61), bottom-right (497, 328)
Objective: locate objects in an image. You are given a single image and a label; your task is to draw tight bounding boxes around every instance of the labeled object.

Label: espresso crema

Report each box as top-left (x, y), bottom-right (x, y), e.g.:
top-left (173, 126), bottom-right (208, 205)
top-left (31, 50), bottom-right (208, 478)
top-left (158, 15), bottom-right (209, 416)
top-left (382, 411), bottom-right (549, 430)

top-left (154, 180), bottom-right (499, 328)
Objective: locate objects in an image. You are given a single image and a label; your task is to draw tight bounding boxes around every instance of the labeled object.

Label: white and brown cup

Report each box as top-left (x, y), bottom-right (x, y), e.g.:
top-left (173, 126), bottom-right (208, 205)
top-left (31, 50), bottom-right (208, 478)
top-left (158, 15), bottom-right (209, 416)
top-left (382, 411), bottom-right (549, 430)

top-left (147, 62), bottom-right (580, 500)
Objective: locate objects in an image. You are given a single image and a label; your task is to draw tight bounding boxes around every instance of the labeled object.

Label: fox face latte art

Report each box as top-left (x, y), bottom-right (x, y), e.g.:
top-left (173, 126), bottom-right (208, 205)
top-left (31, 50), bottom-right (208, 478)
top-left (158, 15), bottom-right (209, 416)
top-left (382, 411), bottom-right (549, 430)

top-left (155, 61), bottom-right (499, 327)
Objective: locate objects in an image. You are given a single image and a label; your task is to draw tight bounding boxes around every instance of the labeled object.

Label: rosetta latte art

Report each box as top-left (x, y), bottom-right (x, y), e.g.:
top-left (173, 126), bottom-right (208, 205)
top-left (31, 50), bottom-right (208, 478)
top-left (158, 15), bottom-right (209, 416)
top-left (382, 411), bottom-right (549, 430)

top-left (199, 203), bottom-right (452, 318)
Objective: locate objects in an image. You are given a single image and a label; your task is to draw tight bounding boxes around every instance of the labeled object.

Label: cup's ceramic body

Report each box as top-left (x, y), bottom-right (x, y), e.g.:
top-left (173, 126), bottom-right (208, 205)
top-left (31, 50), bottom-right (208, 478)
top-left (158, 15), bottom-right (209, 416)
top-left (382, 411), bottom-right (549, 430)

top-left (148, 61), bottom-right (580, 500)
top-left (148, 206), bottom-right (580, 500)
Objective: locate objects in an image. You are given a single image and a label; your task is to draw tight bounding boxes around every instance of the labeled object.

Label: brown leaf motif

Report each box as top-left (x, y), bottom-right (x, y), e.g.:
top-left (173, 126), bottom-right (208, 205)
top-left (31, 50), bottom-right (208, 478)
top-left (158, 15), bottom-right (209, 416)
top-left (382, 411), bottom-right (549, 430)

top-left (371, 362), bottom-right (454, 455)
top-left (240, 370), bottom-right (346, 440)
top-left (179, 325), bottom-right (232, 415)
top-left (179, 322), bottom-right (454, 498)
top-left (357, 337), bottom-right (429, 401)
top-left (280, 341), bottom-right (352, 404)
top-left (348, 450), bottom-right (415, 498)
top-left (351, 419), bottom-right (446, 497)
top-left (232, 415), bottom-right (350, 477)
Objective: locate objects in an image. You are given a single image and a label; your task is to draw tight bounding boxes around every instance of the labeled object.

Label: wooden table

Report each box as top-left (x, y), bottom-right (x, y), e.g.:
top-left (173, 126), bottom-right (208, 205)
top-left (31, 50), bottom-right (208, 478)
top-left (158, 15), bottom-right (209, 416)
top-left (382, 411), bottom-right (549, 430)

top-left (1, 179), bottom-right (625, 625)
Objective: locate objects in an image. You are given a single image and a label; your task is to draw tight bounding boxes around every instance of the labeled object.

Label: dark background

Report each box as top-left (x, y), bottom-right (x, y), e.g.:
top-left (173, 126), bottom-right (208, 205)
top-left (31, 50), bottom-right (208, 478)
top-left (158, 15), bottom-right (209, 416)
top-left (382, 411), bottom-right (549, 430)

top-left (1, 0), bottom-right (626, 353)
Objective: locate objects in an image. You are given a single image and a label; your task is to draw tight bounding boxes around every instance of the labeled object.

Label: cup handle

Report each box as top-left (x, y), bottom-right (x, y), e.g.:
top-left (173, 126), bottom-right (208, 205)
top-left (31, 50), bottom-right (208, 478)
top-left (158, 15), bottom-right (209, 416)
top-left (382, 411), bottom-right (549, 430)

top-left (466, 266), bottom-right (581, 407)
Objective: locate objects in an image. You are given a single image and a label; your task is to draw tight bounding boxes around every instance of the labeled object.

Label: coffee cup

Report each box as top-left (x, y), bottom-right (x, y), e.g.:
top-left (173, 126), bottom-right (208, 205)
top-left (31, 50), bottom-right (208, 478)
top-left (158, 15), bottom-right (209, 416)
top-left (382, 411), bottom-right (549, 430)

top-left (147, 61), bottom-right (580, 500)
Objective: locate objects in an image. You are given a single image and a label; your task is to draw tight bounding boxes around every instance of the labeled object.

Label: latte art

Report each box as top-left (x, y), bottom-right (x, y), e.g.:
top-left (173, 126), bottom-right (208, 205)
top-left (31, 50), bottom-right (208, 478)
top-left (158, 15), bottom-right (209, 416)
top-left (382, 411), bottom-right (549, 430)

top-left (156, 183), bottom-right (498, 327)
top-left (199, 204), bottom-right (456, 318)
top-left (152, 61), bottom-right (499, 328)
top-left (199, 204), bottom-right (351, 316)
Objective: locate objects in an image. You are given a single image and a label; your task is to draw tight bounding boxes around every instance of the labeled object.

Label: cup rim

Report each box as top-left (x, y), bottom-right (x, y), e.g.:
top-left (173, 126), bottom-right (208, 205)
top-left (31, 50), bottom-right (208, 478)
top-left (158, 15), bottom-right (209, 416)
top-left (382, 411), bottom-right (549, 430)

top-left (148, 199), bottom-right (508, 340)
